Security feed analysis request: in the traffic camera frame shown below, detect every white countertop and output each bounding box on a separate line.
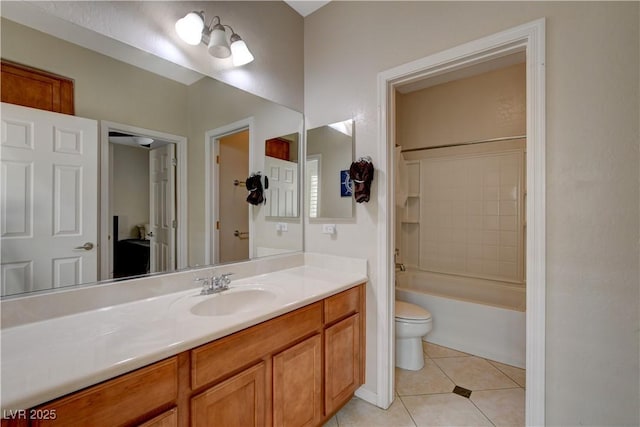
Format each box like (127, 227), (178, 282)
(1, 263), (367, 410)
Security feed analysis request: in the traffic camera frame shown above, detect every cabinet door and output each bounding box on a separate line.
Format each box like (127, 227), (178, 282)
(273, 334), (322, 427)
(1, 60), (74, 114)
(138, 408), (177, 427)
(325, 314), (361, 414)
(191, 362), (266, 427)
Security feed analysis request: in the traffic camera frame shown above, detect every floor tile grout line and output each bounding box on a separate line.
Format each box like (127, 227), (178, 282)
(467, 396), (498, 427)
(487, 359), (526, 387)
(431, 354), (522, 391)
(396, 394), (419, 427)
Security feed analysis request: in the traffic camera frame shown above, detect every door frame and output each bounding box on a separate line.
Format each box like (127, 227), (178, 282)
(99, 121), (188, 280)
(376, 19), (546, 424)
(204, 117), (255, 264)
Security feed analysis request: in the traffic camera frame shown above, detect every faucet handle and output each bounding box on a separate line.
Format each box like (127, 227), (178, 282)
(194, 277), (211, 294)
(220, 272), (234, 286)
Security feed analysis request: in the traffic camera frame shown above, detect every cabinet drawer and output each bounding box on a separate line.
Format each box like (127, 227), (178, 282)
(324, 286), (361, 326)
(32, 357), (178, 427)
(191, 302), (322, 390)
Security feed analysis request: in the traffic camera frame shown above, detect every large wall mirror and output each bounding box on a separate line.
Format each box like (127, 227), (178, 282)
(0, 11), (303, 297)
(306, 119), (354, 220)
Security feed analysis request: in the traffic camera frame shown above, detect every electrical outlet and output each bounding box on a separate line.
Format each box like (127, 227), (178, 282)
(322, 224), (336, 234)
(276, 222), (288, 232)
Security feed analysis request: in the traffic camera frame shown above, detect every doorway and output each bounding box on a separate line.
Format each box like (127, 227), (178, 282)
(99, 121), (187, 280)
(377, 19), (546, 425)
(205, 118), (255, 265)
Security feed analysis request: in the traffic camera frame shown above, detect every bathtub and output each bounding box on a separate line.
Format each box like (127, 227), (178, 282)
(395, 270), (526, 368)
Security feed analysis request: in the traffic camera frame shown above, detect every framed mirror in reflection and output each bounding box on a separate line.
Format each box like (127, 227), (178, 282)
(0, 15), (303, 297)
(305, 119), (354, 220)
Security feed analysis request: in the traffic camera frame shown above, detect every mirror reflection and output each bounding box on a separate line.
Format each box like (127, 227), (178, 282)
(264, 133), (300, 218)
(0, 17), (303, 297)
(306, 119), (354, 220)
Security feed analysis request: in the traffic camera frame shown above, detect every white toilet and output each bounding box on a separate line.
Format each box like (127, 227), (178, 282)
(395, 300), (433, 370)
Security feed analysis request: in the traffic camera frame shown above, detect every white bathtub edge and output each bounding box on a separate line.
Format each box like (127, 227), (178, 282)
(396, 288), (526, 369)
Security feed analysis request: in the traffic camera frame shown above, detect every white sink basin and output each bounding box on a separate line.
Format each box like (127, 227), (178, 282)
(190, 288), (278, 317)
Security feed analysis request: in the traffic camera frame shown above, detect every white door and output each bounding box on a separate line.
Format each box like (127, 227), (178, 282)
(265, 156), (298, 217)
(148, 144), (176, 273)
(0, 103), (98, 296)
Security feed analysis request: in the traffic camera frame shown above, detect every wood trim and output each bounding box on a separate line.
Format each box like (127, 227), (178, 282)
(1, 60), (74, 115)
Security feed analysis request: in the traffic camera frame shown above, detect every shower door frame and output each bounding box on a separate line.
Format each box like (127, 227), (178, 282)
(376, 19), (546, 425)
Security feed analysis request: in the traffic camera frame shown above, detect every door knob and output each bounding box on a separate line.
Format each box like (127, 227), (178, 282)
(74, 242), (94, 251)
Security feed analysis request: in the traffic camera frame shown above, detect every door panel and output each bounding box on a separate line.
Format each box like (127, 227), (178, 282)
(0, 103), (97, 295)
(265, 156), (298, 217)
(149, 144), (176, 273)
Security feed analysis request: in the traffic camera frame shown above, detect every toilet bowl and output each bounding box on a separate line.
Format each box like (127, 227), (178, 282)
(395, 300), (432, 371)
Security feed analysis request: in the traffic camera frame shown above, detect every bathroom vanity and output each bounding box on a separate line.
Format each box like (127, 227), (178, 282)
(0, 255), (367, 427)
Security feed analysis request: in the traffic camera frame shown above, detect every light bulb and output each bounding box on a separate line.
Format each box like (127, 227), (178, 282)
(230, 34), (254, 66)
(207, 24), (231, 58)
(175, 12), (204, 45)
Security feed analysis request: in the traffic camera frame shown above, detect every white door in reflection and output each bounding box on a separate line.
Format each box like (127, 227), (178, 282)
(0, 103), (98, 295)
(149, 143), (176, 273)
(265, 156), (298, 217)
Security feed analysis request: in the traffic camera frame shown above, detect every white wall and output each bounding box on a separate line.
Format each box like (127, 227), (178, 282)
(305, 2), (639, 425)
(1, 18), (189, 136)
(112, 144), (150, 240)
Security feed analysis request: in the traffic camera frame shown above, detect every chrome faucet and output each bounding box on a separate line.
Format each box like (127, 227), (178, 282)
(195, 273), (234, 295)
(394, 248), (406, 271)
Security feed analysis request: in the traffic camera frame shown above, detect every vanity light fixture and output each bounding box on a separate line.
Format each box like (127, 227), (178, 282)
(175, 12), (254, 66)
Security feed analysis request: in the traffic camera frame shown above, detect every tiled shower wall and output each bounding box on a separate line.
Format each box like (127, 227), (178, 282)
(399, 140), (526, 284)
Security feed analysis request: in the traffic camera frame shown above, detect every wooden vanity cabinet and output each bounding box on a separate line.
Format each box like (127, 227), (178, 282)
(4, 284), (365, 427)
(188, 284), (365, 426)
(29, 357), (178, 427)
(323, 287), (366, 416)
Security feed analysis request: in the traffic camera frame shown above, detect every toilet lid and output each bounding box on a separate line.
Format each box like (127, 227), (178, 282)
(396, 301), (431, 320)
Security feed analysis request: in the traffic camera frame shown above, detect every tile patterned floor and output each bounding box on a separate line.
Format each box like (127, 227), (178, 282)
(325, 342), (525, 427)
